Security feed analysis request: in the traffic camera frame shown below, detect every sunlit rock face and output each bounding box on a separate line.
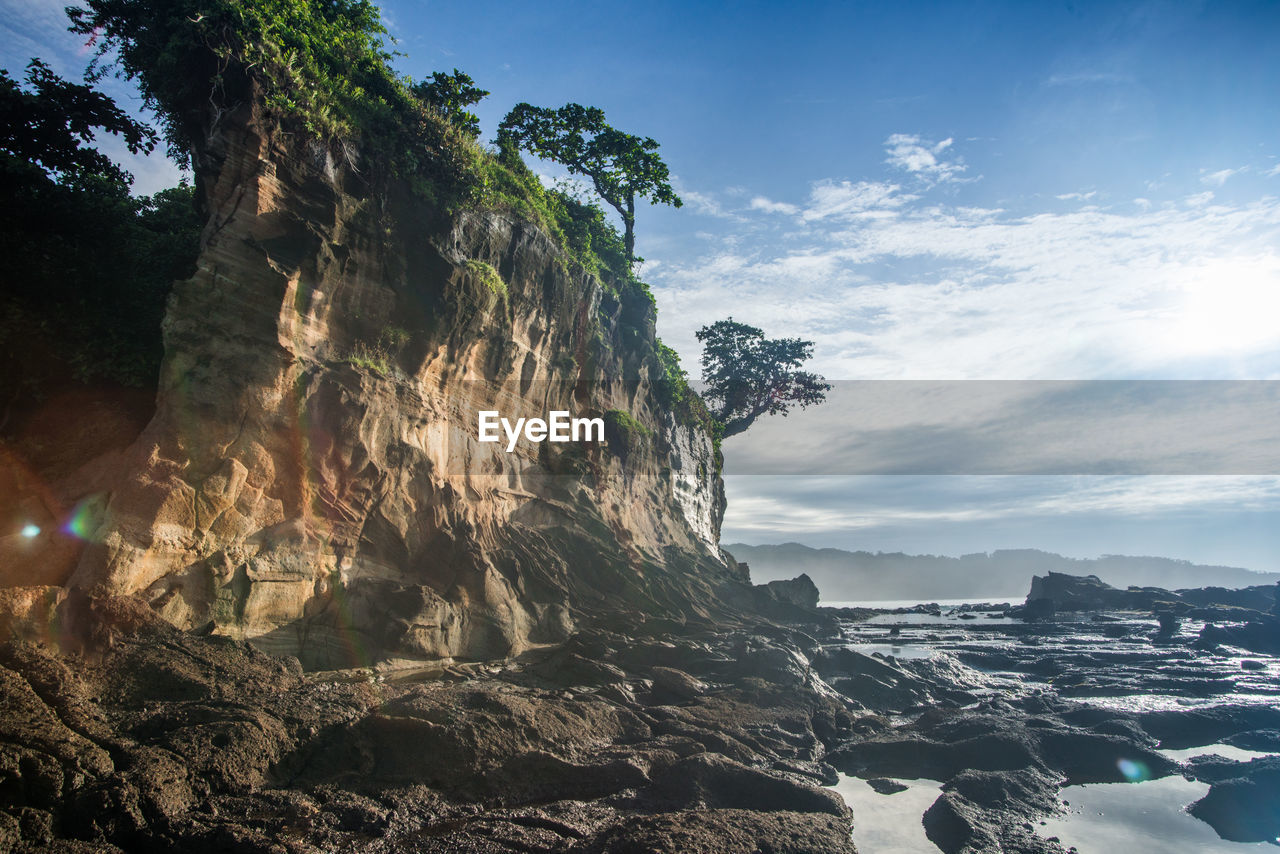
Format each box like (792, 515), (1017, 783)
(59, 98), (733, 668)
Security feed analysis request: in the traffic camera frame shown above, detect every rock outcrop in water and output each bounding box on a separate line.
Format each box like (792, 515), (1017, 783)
(1, 92), (743, 668)
(1019, 571), (1276, 620)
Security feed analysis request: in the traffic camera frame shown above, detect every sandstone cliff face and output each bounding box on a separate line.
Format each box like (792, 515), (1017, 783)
(40, 101), (738, 667)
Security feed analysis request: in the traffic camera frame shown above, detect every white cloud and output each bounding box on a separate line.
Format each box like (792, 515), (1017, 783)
(1201, 167), (1247, 187)
(884, 133), (968, 184)
(749, 196), (799, 216)
(680, 187), (739, 219)
(802, 180), (911, 221)
(1265, 164), (1280, 178)
(1056, 191), (1097, 201)
(652, 187), (1280, 382)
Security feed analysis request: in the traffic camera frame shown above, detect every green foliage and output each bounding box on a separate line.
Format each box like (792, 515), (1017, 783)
(0, 173), (201, 393)
(0, 61), (200, 405)
(62, 1), (655, 287)
(52, 2), (722, 454)
(603, 408), (651, 437)
(0, 60), (156, 185)
(545, 180), (628, 281)
(497, 102), (681, 265)
(377, 325), (410, 353)
(695, 318), (830, 439)
(653, 340), (694, 411)
(68, 0), (485, 205)
(344, 326), (409, 376)
(602, 408), (651, 459)
(465, 259), (507, 298)
(69, 0), (388, 157)
(411, 69), (488, 138)
(472, 149), (635, 286)
(475, 147), (563, 236)
(652, 340), (722, 470)
(344, 340), (390, 376)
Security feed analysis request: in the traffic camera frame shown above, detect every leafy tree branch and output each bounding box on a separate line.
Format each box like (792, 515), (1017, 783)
(696, 318), (830, 438)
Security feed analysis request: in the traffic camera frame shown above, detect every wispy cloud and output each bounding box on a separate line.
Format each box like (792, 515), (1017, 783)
(1056, 191), (1097, 201)
(803, 180), (912, 221)
(884, 133), (968, 184)
(1044, 71), (1133, 87)
(749, 196), (799, 216)
(652, 179), (1280, 382)
(679, 186), (743, 220)
(1201, 166), (1247, 187)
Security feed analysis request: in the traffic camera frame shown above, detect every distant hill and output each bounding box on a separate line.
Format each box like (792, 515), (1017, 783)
(722, 543), (1280, 603)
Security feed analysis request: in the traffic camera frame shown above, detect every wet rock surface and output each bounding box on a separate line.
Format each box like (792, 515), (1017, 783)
(0, 597), (862, 853)
(6, 575), (1280, 852)
(830, 581), (1280, 852)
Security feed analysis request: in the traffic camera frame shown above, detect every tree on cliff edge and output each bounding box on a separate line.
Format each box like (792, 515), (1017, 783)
(696, 319), (830, 439)
(496, 102), (681, 269)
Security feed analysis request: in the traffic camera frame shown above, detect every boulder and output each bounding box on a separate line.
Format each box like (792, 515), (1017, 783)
(763, 575), (821, 610)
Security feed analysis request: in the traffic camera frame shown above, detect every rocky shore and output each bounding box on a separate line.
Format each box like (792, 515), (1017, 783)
(4, 571), (1279, 852)
(834, 575), (1280, 851)
(2, 594), (863, 853)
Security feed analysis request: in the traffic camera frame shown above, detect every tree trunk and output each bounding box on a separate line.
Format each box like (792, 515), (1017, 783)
(719, 415), (755, 439)
(623, 194), (636, 269)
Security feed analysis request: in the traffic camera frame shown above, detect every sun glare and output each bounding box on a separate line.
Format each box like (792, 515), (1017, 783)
(1169, 255), (1280, 357)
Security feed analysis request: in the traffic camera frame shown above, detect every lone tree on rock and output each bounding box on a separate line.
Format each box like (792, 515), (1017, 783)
(496, 102), (680, 269)
(696, 318), (830, 439)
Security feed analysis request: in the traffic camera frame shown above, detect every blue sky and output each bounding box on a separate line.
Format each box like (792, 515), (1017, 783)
(5, 0), (1279, 571)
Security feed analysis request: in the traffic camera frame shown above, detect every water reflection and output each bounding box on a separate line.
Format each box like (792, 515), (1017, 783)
(1040, 776), (1276, 852)
(831, 774), (943, 853)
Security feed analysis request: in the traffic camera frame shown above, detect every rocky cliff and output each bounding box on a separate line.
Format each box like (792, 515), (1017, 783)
(4, 95), (742, 668)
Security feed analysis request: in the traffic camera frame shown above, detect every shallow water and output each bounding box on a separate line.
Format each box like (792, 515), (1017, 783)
(830, 774), (943, 853)
(833, 762), (1279, 853)
(1159, 743), (1275, 763)
(1040, 775), (1277, 852)
(830, 605), (1280, 849)
(824, 597), (1022, 610)
(845, 643), (939, 660)
(836, 607), (1280, 712)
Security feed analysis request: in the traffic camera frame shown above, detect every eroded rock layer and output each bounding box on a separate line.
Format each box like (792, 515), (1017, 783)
(7, 97), (738, 667)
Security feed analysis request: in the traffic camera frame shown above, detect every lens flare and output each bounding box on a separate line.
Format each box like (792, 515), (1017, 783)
(62, 498), (99, 540)
(1116, 758), (1150, 782)
(20, 523), (41, 538)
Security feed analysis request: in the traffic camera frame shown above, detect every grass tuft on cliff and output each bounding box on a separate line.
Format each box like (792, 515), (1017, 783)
(465, 260), (507, 299)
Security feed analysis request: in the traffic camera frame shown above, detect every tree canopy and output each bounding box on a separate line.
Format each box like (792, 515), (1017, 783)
(411, 69), (488, 138)
(0, 59), (156, 186)
(0, 59), (200, 410)
(66, 0), (488, 208)
(695, 319), (830, 439)
(496, 102), (680, 268)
